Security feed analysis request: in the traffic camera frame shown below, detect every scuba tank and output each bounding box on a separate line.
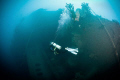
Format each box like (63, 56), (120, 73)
(50, 42), (61, 50)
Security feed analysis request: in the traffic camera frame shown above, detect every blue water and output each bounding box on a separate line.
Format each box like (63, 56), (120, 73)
(0, 0), (120, 80)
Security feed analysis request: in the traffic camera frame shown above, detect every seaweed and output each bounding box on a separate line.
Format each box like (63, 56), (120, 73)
(65, 3), (76, 20)
(80, 3), (92, 18)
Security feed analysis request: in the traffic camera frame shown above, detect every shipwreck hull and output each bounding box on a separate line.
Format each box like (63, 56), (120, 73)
(11, 8), (120, 80)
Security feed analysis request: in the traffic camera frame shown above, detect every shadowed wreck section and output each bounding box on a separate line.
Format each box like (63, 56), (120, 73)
(10, 3), (120, 80)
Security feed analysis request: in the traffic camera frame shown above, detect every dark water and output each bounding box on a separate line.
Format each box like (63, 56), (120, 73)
(0, 1), (120, 80)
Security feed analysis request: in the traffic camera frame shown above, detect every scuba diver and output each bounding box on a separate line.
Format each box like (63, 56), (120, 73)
(50, 42), (78, 55)
(49, 4), (79, 55)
